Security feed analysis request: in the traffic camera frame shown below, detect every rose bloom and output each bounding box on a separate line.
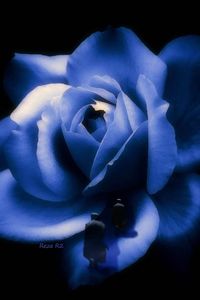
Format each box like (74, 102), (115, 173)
(0, 28), (200, 287)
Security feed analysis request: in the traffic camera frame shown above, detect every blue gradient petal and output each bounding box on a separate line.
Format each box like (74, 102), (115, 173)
(60, 86), (116, 132)
(63, 131), (99, 178)
(90, 92), (139, 179)
(159, 35), (200, 123)
(37, 102), (85, 199)
(5, 127), (61, 201)
(65, 191), (159, 288)
(4, 53), (68, 104)
(5, 84), (68, 201)
(61, 87), (118, 177)
(69, 104), (107, 140)
(84, 121), (148, 195)
(89, 75), (121, 97)
(92, 126), (107, 142)
(154, 173), (200, 240)
(0, 117), (16, 143)
(67, 27), (167, 102)
(70, 105), (92, 133)
(137, 75), (177, 194)
(0, 117), (17, 170)
(60, 87), (98, 130)
(81, 86), (116, 104)
(87, 117), (106, 136)
(160, 36), (200, 171)
(0, 170), (104, 242)
(175, 105), (200, 172)
(10, 83), (68, 127)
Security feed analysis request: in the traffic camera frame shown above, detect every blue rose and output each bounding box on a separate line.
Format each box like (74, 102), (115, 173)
(1, 28), (200, 287)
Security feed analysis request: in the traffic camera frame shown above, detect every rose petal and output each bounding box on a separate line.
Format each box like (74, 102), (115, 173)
(89, 75), (121, 97)
(159, 35), (200, 123)
(154, 173), (200, 240)
(5, 84), (69, 201)
(67, 27), (166, 103)
(5, 127), (60, 201)
(90, 92), (145, 179)
(37, 102), (86, 199)
(160, 36), (200, 172)
(60, 87), (98, 130)
(81, 86), (116, 104)
(0, 117), (17, 170)
(11, 83), (68, 127)
(4, 53), (68, 104)
(61, 88), (116, 177)
(70, 104), (108, 142)
(0, 170), (105, 242)
(84, 121), (148, 195)
(175, 103), (200, 171)
(65, 191), (159, 288)
(70, 104), (104, 138)
(63, 131), (99, 178)
(91, 125), (107, 142)
(136, 75), (177, 194)
(60, 86), (116, 131)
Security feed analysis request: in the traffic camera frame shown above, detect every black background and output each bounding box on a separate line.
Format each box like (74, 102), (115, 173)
(0, 4), (200, 298)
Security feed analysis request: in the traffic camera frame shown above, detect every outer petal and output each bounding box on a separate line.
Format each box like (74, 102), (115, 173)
(5, 84), (69, 201)
(65, 191), (159, 288)
(5, 127), (60, 201)
(159, 36), (200, 171)
(67, 27), (167, 102)
(4, 53), (68, 104)
(175, 105), (200, 172)
(159, 35), (200, 123)
(37, 102), (86, 198)
(0, 170), (104, 242)
(11, 83), (69, 127)
(136, 75), (177, 194)
(154, 173), (200, 240)
(0, 117), (17, 170)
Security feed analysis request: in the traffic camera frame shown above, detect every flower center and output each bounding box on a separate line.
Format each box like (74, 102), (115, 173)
(82, 106), (106, 141)
(91, 100), (111, 113)
(82, 100), (114, 142)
